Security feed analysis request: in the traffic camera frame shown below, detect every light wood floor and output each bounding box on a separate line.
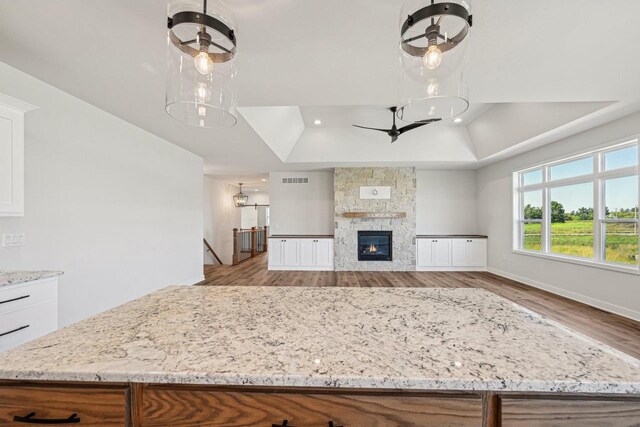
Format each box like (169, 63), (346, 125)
(200, 253), (640, 359)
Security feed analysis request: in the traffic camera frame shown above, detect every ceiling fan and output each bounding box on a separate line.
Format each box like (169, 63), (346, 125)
(353, 107), (441, 143)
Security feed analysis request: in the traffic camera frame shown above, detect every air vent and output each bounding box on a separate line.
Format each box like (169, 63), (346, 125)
(281, 177), (309, 184)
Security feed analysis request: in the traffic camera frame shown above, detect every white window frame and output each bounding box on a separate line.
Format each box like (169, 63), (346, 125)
(512, 137), (640, 274)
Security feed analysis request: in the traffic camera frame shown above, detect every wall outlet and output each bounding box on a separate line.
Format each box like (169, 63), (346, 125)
(2, 233), (25, 247)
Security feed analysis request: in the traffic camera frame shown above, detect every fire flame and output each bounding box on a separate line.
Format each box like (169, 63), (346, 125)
(368, 244), (377, 253)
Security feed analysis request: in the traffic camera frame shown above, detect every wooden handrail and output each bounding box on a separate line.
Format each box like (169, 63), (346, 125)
(203, 238), (223, 265)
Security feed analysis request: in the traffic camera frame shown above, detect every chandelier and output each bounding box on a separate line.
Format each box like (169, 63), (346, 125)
(165, 0), (238, 128)
(233, 183), (248, 207)
(397, 0), (472, 123)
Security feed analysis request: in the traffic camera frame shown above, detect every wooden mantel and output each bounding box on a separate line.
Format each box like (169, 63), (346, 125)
(342, 212), (407, 218)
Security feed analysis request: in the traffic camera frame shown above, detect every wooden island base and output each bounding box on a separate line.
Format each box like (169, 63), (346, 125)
(1, 382), (639, 426)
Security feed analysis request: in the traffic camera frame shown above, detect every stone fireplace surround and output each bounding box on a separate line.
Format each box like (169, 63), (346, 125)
(334, 167), (416, 271)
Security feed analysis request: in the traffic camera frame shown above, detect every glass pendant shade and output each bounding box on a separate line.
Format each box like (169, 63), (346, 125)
(166, 0), (238, 128)
(233, 184), (248, 207)
(398, 0), (472, 123)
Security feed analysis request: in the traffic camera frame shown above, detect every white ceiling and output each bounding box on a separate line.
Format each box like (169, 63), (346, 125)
(1, 0), (639, 181)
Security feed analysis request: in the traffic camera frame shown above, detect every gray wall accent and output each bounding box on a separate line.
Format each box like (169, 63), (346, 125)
(334, 167), (416, 271)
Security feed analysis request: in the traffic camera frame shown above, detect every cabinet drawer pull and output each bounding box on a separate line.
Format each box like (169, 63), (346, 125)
(0, 294), (30, 305)
(13, 412), (80, 424)
(0, 324), (29, 337)
(272, 420), (294, 427)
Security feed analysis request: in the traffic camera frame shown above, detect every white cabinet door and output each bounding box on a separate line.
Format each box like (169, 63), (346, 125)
(0, 104), (25, 216)
(282, 240), (300, 266)
(299, 239), (315, 267)
(416, 239), (433, 267)
(468, 239), (487, 267)
(268, 239), (284, 266)
(314, 239), (334, 267)
(432, 239), (452, 267)
(451, 239), (469, 267)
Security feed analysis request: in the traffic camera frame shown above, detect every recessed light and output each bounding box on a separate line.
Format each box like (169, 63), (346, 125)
(261, 178), (266, 182)
(313, 119), (322, 125)
(254, 189), (259, 191)
(453, 117), (462, 123)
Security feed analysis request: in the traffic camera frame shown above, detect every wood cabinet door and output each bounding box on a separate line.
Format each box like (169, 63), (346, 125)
(467, 239), (487, 267)
(282, 240), (300, 266)
(432, 239), (452, 267)
(314, 239), (333, 267)
(299, 239), (315, 267)
(0, 385), (127, 426)
(268, 239), (284, 266)
(451, 239), (469, 267)
(143, 388), (483, 427)
(416, 239), (433, 267)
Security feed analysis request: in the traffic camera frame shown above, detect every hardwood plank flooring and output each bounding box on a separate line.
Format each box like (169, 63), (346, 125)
(200, 254), (640, 359)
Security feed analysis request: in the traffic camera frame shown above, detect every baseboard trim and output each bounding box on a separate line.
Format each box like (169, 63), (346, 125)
(268, 266), (334, 271)
(176, 275), (206, 286)
(488, 267), (640, 322)
(416, 266), (487, 272)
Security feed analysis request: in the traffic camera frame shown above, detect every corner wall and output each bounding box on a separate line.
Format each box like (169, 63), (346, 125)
(0, 62), (204, 327)
(203, 178), (241, 265)
(476, 111), (640, 320)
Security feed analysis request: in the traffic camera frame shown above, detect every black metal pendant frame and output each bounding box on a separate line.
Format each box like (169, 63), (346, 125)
(400, 2), (472, 58)
(168, 11), (237, 64)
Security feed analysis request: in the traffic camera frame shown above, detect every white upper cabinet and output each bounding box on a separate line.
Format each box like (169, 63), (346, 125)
(0, 96), (36, 217)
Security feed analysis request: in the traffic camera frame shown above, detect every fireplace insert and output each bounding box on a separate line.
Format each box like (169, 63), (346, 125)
(358, 230), (392, 261)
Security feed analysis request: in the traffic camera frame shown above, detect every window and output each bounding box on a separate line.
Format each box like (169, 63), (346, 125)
(514, 139), (639, 271)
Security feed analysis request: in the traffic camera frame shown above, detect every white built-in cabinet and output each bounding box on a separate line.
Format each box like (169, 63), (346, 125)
(0, 277), (59, 352)
(269, 237), (334, 271)
(0, 103), (27, 216)
(417, 237), (487, 271)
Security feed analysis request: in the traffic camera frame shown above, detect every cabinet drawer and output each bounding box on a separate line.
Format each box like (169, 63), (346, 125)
(0, 279), (57, 315)
(502, 397), (640, 426)
(143, 388), (482, 426)
(0, 301), (57, 352)
(0, 386), (127, 426)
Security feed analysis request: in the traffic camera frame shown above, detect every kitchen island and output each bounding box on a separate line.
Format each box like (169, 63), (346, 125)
(0, 286), (639, 426)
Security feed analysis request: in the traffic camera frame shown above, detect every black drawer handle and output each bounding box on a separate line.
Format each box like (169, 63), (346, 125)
(0, 295), (30, 305)
(272, 421), (342, 427)
(13, 412), (80, 424)
(0, 324), (29, 337)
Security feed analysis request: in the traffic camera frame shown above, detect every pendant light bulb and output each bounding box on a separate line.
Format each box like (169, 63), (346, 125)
(194, 51), (214, 75)
(423, 45), (443, 70)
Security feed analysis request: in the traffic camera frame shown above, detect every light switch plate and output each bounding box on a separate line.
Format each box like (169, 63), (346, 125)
(2, 233), (25, 247)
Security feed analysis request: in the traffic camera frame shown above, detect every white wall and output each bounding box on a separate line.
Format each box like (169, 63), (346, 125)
(476, 111), (640, 320)
(0, 62), (204, 327)
(203, 178), (241, 265)
(416, 170), (478, 235)
(269, 171), (334, 235)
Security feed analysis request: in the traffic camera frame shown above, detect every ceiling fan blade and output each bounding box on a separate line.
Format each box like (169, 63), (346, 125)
(397, 122), (428, 135)
(353, 125), (391, 133)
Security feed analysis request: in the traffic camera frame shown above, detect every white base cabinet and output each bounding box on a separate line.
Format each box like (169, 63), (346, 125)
(269, 238), (334, 271)
(0, 278), (58, 352)
(417, 237), (487, 271)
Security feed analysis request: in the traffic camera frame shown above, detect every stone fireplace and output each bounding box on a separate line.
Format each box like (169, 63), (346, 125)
(334, 167), (416, 271)
(358, 230), (392, 261)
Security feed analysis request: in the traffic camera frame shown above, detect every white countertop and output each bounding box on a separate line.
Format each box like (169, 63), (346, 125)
(0, 270), (63, 288)
(0, 286), (638, 394)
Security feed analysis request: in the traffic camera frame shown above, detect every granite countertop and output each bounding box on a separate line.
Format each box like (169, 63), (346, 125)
(0, 286), (639, 394)
(270, 235), (334, 239)
(0, 270), (64, 288)
(416, 234), (488, 239)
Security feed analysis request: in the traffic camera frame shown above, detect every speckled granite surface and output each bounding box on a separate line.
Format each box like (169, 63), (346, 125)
(0, 286), (638, 393)
(0, 271), (63, 288)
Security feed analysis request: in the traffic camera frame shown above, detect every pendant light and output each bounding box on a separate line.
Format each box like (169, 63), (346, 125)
(233, 183), (248, 207)
(397, 0), (472, 123)
(166, 0), (238, 128)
